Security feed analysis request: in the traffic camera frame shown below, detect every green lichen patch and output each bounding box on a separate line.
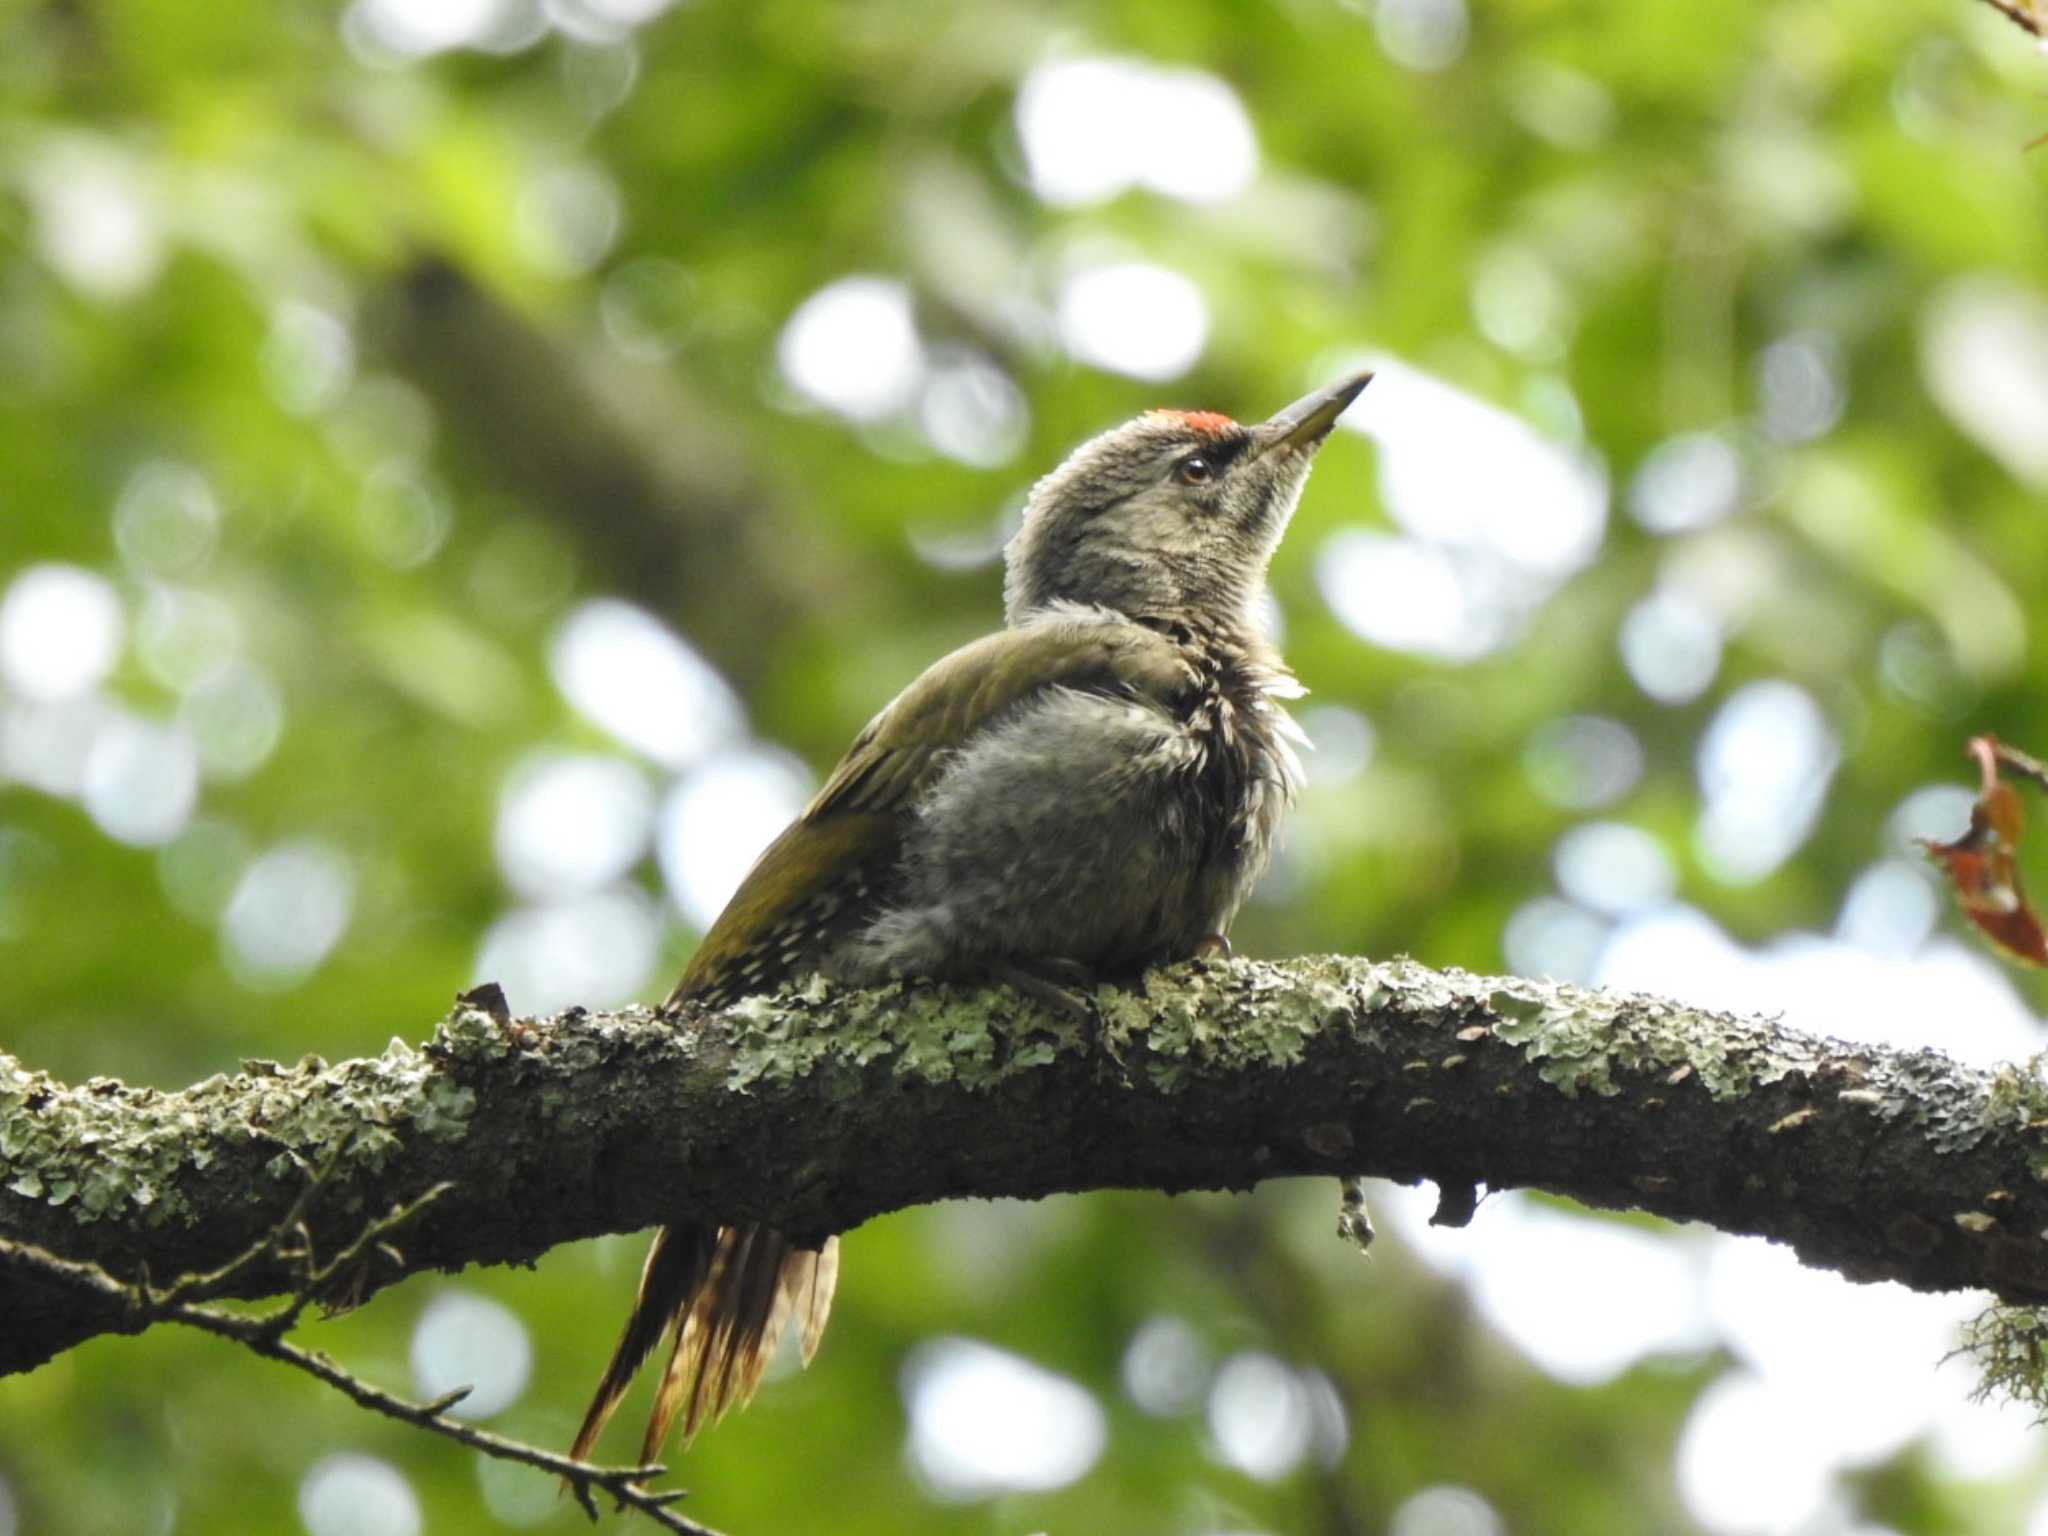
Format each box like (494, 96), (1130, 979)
(724, 984), (894, 1093)
(1125, 959), (1366, 1091)
(713, 955), (1388, 1100)
(433, 1004), (517, 1060)
(722, 979), (1057, 1095)
(1962, 1054), (2048, 1156)
(0, 1021), (494, 1231)
(1486, 988), (1635, 1099)
(1473, 974), (1829, 1102)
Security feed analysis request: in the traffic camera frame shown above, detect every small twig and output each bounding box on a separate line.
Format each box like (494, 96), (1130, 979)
(1971, 0), (2046, 35)
(171, 1303), (718, 1534)
(1991, 738), (2048, 794)
(261, 1178), (456, 1337)
(151, 1139), (349, 1309)
(1972, 0), (2046, 37)
(0, 1189), (727, 1536)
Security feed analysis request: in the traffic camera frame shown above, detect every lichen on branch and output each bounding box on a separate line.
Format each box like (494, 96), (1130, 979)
(5, 955), (2048, 1379)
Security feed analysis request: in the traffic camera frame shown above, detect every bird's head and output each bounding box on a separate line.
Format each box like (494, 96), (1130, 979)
(1003, 371), (1371, 627)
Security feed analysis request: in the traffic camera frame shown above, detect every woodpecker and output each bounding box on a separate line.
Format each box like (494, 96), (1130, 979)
(571, 371), (1372, 1467)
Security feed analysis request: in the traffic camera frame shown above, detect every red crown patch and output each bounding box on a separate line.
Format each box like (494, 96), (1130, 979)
(1148, 409), (1236, 437)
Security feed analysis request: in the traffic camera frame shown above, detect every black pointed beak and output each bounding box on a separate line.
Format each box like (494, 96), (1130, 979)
(1255, 371), (1373, 458)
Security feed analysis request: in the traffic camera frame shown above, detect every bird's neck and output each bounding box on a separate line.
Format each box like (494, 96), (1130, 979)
(1128, 609), (1299, 705)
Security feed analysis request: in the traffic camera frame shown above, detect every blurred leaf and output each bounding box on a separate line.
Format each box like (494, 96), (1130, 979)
(1921, 734), (2048, 968)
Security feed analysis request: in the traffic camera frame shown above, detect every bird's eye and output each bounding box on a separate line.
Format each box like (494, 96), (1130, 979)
(1176, 455), (1214, 485)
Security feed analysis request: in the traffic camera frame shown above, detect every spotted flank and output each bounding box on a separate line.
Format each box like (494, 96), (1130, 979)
(685, 869), (873, 1008)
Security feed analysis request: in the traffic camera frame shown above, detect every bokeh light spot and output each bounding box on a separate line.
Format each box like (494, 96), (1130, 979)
(1, 697), (111, 796)
(495, 752), (653, 899)
(1553, 821), (1675, 917)
(181, 660), (285, 781)
(359, 465), (453, 569)
(474, 1453), (557, 1526)
(222, 841), (355, 988)
(114, 462), (220, 577)
(1330, 357), (1606, 659)
(658, 748), (812, 929)
(346, 0), (505, 57)
(264, 303), (357, 417)
(137, 587), (240, 693)
(1471, 245), (1570, 362)
(1523, 715), (1642, 811)
(1628, 431), (1745, 534)
(1317, 532), (1496, 661)
(1206, 1352), (1313, 1480)
(902, 1337), (1107, 1498)
(550, 599), (743, 770)
(26, 137), (163, 299)
(1374, 0), (1469, 70)
(1121, 1315), (1209, 1417)
(473, 885), (660, 1014)
(1694, 680), (1837, 883)
(82, 713), (199, 847)
(1619, 587), (1722, 704)
(1390, 1486), (1505, 1536)
(1377, 1187), (1711, 1385)
(1676, 1371), (1834, 1535)
(515, 163), (621, 276)
(1299, 704), (1376, 786)
(409, 1289), (532, 1419)
(0, 564), (124, 702)
(919, 352), (1028, 467)
(1015, 57), (1256, 207)
(1921, 276), (2048, 488)
(158, 817), (253, 923)
(1502, 895), (1610, 983)
(297, 1453), (420, 1536)
(778, 276), (926, 421)
(1755, 331), (1844, 444)
(601, 257), (696, 361)
(1056, 263), (1209, 381)
(1835, 859), (1937, 956)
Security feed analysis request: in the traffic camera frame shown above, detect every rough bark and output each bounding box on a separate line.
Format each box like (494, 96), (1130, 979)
(5, 954), (2046, 1377)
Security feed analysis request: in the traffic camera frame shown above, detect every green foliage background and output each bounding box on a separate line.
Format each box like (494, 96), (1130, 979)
(2, 0), (2047, 1531)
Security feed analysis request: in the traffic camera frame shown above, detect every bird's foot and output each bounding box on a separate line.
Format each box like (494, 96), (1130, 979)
(1192, 932), (1233, 962)
(991, 958), (1140, 1070)
(992, 959), (1096, 1027)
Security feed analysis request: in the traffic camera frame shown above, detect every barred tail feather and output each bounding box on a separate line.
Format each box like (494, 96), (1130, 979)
(639, 1226), (842, 1460)
(571, 1224), (842, 1471)
(794, 1238), (839, 1365)
(568, 1221), (717, 1466)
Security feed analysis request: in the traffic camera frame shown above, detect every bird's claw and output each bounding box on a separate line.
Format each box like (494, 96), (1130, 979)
(993, 961), (1095, 1027)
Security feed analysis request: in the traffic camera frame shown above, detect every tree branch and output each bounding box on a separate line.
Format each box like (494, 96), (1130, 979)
(5, 954), (2048, 1376)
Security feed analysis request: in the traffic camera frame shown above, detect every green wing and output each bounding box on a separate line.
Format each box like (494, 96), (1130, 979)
(666, 614), (1195, 1006)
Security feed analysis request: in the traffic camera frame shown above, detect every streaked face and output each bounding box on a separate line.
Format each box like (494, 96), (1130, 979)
(1004, 375), (1369, 625)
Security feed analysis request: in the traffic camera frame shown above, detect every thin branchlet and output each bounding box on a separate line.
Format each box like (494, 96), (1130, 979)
(0, 1179), (725, 1536)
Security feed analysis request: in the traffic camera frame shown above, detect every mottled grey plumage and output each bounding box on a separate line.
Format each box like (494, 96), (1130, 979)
(572, 372), (1371, 1470)
(843, 603), (1304, 981)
